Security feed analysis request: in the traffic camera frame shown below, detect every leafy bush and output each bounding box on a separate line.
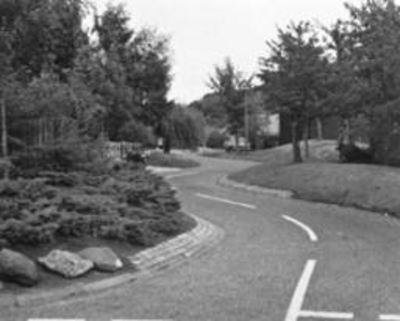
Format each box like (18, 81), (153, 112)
(12, 140), (105, 176)
(337, 143), (373, 163)
(0, 198), (30, 221)
(21, 179), (57, 201)
(117, 120), (156, 148)
(143, 190), (181, 215)
(206, 131), (225, 149)
(125, 184), (154, 207)
(0, 219), (57, 245)
(59, 194), (118, 215)
(0, 179), (56, 201)
(0, 158), (193, 246)
(13, 145), (78, 174)
(38, 171), (80, 187)
(0, 159), (15, 179)
(117, 205), (157, 220)
(56, 213), (116, 238)
(98, 224), (125, 240)
(148, 213), (192, 236)
(81, 172), (111, 187)
(123, 221), (161, 247)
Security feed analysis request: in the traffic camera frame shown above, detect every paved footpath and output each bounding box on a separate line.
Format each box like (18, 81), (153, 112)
(4, 155), (400, 321)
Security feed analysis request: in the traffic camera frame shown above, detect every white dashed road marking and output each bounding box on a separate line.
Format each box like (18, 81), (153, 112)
(298, 310), (354, 319)
(196, 193), (257, 209)
(285, 260), (354, 321)
(380, 315), (400, 320)
(28, 319), (85, 321)
(282, 215), (319, 242)
(29, 319), (173, 321)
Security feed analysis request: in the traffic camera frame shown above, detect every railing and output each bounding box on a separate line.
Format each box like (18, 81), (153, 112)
(103, 141), (139, 160)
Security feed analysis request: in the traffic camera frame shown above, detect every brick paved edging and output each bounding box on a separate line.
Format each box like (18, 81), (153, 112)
(218, 175), (294, 199)
(129, 214), (224, 271)
(0, 214), (224, 309)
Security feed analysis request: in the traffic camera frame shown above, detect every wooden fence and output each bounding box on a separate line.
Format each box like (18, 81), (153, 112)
(103, 141), (142, 160)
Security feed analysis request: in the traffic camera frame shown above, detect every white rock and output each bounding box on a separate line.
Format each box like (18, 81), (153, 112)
(39, 249), (93, 278)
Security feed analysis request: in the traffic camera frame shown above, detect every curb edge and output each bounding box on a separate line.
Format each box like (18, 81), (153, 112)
(2, 213), (224, 309)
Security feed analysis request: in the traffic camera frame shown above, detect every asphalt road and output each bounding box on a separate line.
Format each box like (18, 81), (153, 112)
(5, 155), (400, 321)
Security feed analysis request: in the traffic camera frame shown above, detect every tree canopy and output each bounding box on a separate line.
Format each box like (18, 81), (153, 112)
(208, 58), (252, 142)
(0, 0), (175, 154)
(254, 0), (400, 164)
(259, 22), (327, 162)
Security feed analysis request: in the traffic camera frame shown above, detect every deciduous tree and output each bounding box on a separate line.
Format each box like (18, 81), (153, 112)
(259, 22), (327, 162)
(208, 58), (250, 146)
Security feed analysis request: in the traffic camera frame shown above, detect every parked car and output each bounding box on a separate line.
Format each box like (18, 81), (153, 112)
(224, 136), (251, 152)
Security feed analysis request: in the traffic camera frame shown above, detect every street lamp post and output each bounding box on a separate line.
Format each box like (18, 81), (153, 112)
(244, 91), (250, 149)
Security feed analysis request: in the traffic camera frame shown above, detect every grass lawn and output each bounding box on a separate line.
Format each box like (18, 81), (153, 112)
(229, 140), (400, 217)
(207, 140), (339, 164)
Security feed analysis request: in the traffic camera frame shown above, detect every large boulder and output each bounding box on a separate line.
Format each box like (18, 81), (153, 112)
(78, 247), (123, 272)
(38, 249), (93, 278)
(0, 249), (40, 286)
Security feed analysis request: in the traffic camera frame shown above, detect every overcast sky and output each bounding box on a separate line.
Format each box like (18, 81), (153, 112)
(91, 0), (370, 104)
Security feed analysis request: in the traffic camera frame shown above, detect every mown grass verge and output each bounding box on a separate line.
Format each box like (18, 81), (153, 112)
(229, 140), (400, 217)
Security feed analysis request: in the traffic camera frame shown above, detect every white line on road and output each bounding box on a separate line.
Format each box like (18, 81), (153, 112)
(380, 315), (400, 321)
(285, 260), (317, 321)
(282, 215), (319, 242)
(196, 193), (257, 209)
(285, 260), (354, 321)
(29, 319), (173, 321)
(299, 310), (354, 319)
(28, 319), (85, 321)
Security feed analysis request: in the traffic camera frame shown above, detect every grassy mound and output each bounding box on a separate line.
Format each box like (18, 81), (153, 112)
(231, 162), (400, 216)
(207, 140), (339, 164)
(229, 140), (400, 217)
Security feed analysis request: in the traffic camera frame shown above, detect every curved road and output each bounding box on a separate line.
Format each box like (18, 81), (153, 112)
(5, 155), (400, 321)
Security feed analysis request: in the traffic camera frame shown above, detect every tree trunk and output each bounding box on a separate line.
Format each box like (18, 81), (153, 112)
(316, 118), (323, 140)
(303, 124), (310, 159)
(163, 135), (171, 154)
(1, 96), (9, 180)
(39, 118), (44, 146)
(343, 118), (351, 144)
(291, 121), (303, 163)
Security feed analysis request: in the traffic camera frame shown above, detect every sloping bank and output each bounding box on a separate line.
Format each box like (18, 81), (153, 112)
(230, 161), (400, 217)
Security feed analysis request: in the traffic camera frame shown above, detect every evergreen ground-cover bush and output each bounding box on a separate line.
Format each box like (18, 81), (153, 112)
(0, 162), (195, 248)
